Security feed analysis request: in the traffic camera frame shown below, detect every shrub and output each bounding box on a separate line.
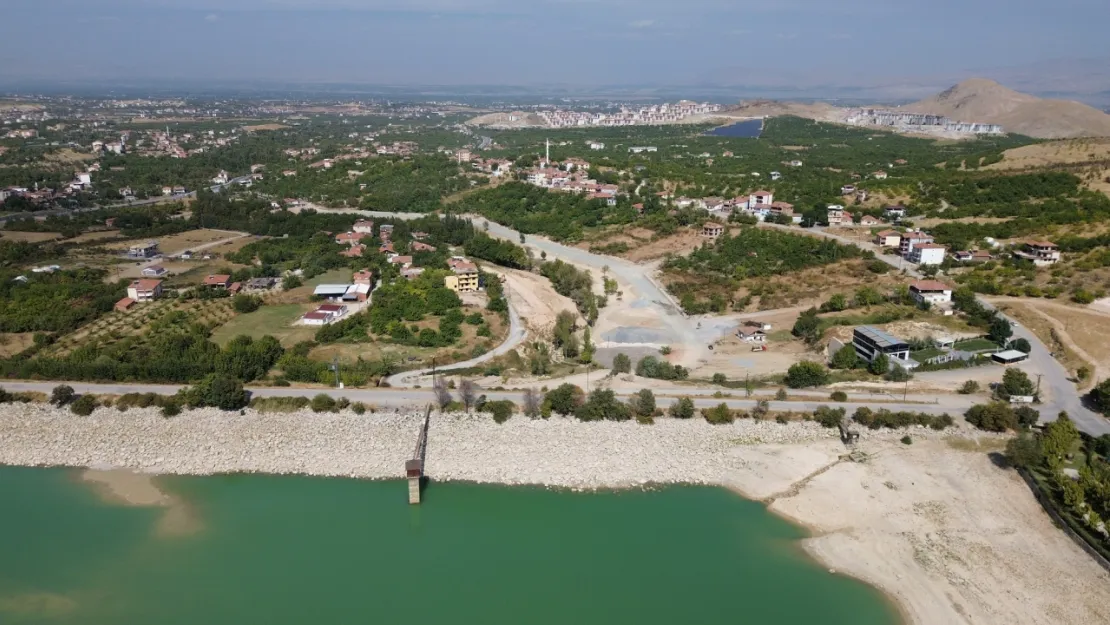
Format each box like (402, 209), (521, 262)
(351, 402), (368, 415)
(250, 396), (311, 413)
(659, 345), (672, 355)
(310, 394), (338, 413)
(829, 345), (860, 370)
(813, 405), (846, 428)
(630, 389), (656, 418)
(702, 403), (734, 424)
(485, 400), (515, 424)
(712, 373), (727, 384)
(1004, 433), (1042, 468)
(183, 374), (248, 410)
(50, 385), (76, 406)
(885, 365), (912, 382)
(784, 361), (828, 388)
(900, 435), (913, 445)
(867, 353), (889, 375)
(1007, 338), (1032, 354)
(161, 402), (182, 417)
(336, 397), (351, 410)
(830, 391), (848, 402)
(775, 388), (788, 401)
(69, 394), (97, 416)
(965, 402), (1018, 432)
(958, 380), (980, 394)
(668, 397), (696, 419)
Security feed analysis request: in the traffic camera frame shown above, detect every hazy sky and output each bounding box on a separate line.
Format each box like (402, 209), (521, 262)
(3, 0), (1109, 87)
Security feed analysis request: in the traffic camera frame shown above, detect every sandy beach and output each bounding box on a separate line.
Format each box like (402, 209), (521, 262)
(2, 403), (1109, 624)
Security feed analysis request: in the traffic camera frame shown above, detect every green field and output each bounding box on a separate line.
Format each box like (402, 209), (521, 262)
(308, 268), (353, 286)
(954, 338), (998, 352)
(210, 303), (317, 347)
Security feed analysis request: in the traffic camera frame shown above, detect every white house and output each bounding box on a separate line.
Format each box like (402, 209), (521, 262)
(737, 327), (767, 343)
(1013, 241), (1061, 267)
(908, 243), (946, 265)
(749, 190), (773, 208)
(909, 280), (953, 305)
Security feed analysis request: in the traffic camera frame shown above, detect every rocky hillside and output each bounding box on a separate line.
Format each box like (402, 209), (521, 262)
(903, 78), (1110, 139)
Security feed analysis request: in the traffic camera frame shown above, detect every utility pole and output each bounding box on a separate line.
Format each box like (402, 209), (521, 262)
(586, 363), (590, 394)
(903, 377), (909, 402)
(1036, 373), (1042, 399)
(431, 357), (437, 389)
(331, 355), (341, 388)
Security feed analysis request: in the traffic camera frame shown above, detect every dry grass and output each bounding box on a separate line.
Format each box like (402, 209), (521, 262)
(0, 231), (61, 243)
(990, 299), (1095, 387)
(986, 138), (1110, 171)
(42, 148), (96, 165)
(103, 229), (246, 256)
(0, 333), (36, 357)
(241, 123), (289, 132)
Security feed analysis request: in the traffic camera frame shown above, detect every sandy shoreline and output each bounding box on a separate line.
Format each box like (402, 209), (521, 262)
(3, 404), (1109, 624)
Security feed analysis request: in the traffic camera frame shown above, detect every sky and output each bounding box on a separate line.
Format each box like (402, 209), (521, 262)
(2, 0), (1109, 90)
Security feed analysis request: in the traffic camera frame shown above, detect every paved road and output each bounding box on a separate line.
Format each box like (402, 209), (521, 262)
(0, 381), (966, 416)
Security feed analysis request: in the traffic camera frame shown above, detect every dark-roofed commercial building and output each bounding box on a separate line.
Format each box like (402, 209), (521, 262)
(852, 326), (910, 363)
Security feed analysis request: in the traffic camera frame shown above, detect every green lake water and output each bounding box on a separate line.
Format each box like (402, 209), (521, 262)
(0, 467), (899, 625)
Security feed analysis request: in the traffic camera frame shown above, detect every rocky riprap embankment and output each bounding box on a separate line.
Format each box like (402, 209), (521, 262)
(0, 404), (962, 488)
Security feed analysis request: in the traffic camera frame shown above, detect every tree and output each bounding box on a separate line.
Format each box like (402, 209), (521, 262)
(885, 365), (912, 382)
(1013, 405), (1040, 429)
(1005, 433), (1042, 468)
(630, 389), (656, 418)
(752, 399), (770, 419)
(997, 368), (1035, 400)
(712, 372), (727, 384)
(791, 308), (821, 345)
(232, 294), (261, 314)
(50, 384), (76, 406)
(784, 361), (829, 388)
(1091, 378), (1110, 415)
(459, 379), (478, 413)
(668, 397), (695, 419)
(184, 374), (248, 410)
(522, 387), (542, 418)
(829, 345), (860, 369)
(964, 402), (1017, 432)
(282, 275), (303, 290)
(69, 394), (97, 416)
(545, 383), (583, 416)
(820, 293), (848, 312)
(868, 353), (889, 375)
(988, 317), (1013, 345)
(611, 352), (632, 374)
(1007, 338), (1032, 354)
(575, 389), (630, 422)
(854, 286), (884, 307)
(1041, 413), (1079, 469)
(580, 327), (595, 364)
(433, 377), (453, 410)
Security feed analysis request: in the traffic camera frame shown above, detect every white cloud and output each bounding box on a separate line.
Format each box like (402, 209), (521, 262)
(205, 13), (220, 21)
(629, 19), (654, 28)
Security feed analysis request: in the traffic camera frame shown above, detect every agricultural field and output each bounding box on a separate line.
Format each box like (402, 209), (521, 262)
(210, 304), (318, 347)
(989, 297), (1110, 388)
(102, 229), (248, 256)
(0, 231), (62, 243)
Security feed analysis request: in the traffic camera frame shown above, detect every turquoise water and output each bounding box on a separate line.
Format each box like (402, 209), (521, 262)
(0, 467), (899, 624)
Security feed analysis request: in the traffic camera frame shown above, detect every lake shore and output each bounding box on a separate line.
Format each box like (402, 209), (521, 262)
(2, 403), (1109, 624)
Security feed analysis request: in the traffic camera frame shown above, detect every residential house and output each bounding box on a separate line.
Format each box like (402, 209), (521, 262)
(909, 280), (953, 306)
(411, 231), (429, 240)
(352, 220), (375, 234)
(899, 230), (933, 256)
(378, 242), (395, 254)
(126, 279), (163, 302)
(859, 215), (882, 227)
(768, 201), (800, 223)
(445, 260), (479, 293)
(883, 205), (906, 220)
(228, 282), (242, 295)
(127, 241), (159, 259)
(827, 207), (853, 226)
(770, 171), (782, 181)
(874, 230), (902, 248)
(141, 265), (167, 278)
(401, 267), (425, 280)
(114, 298), (135, 312)
(788, 160), (803, 167)
(353, 269), (374, 285)
(411, 241), (437, 252)
(908, 243), (946, 265)
(379, 224), (394, 238)
(389, 255), (413, 268)
(1013, 241), (1061, 267)
(246, 277), (277, 290)
(202, 274), (232, 289)
(872, 170), (888, 180)
(341, 244), (365, 258)
(841, 184), (856, 195)
(737, 326), (767, 343)
(749, 190), (773, 208)
(313, 284), (352, 301)
(335, 232), (367, 246)
(212, 170), (229, 185)
(588, 142), (606, 150)
(302, 305), (347, 326)
(701, 222), (725, 238)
